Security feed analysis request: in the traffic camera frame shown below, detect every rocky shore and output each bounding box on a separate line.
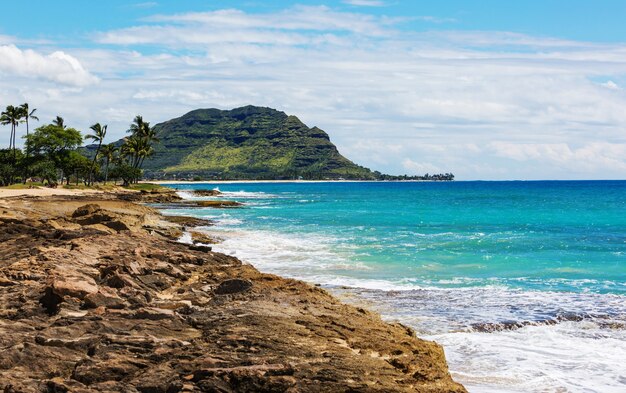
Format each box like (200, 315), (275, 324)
(0, 190), (466, 392)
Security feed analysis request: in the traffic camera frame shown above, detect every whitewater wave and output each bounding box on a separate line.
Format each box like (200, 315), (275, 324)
(331, 286), (626, 393)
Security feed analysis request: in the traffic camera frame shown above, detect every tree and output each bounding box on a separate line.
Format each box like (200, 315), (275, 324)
(109, 163), (141, 187)
(52, 116), (66, 129)
(85, 122), (107, 185)
(19, 103), (39, 137)
(0, 148), (24, 186)
(28, 158), (58, 186)
(60, 151), (91, 185)
(1, 105), (23, 154)
(129, 115), (147, 137)
(99, 143), (117, 184)
(123, 115), (159, 182)
(25, 124), (83, 184)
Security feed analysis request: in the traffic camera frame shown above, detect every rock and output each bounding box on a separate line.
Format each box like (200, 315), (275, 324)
(70, 204), (143, 232)
(0, 195), (466, 393)
(190, 231), (219, 244)
(50, 276), (98, 300)
(214, 279), (253, 295)
(72, 357), (147, 384)
(191, 200), (243, 208)
(188, 244), (211, 253)
(0, 277), (16, 287)
(132, 307), (177, 320)
(119, 190), (183, 203)
(83, 289), (126, 309)
(191, 189), (221, 197)
(161, 216), (213, 228)
(71, 204), (101, 218)
(138, 274), (173, 291)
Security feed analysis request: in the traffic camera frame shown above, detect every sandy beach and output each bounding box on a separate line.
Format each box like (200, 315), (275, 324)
(0, 186), (105, 198)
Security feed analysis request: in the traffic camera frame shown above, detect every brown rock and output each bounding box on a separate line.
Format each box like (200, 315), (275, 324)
(51, 276), (98, 299)
(191, 189), (221, 197)
(83, 289), (126, 309)
(190, 231), (219, 244)
(192, 200), (243, 208)
(214, 279), (253, 295)
(161, 215), (213, 228)
(71, 204), (101, 218)
(0, 195), (466, 393)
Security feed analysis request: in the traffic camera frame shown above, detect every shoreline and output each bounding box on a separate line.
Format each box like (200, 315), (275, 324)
(146, 179), (449, 185)
(165, 182), (626, 392)
(0, 188), (466, 392)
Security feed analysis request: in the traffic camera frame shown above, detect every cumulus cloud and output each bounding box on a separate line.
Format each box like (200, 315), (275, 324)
(97, 6), (397, 46)
(4, 6), (626, 179)
(600, 80), (622, 90)
(488, 142), (626, 174)
(131, 2), (157, 8)
(402, 159), (444, 175)
(416, 16), (456, 24)
(0, 45), (98, 87)
(342, 0), (386, 6)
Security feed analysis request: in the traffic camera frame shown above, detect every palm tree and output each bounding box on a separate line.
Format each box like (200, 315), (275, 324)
(19, 103), (38, 137)
(137, 142), (155, 170)
(85, 123), (107, 186)
(123, 115), (160, 183)
(0, 105), (23, 156)
(143, 124), (159, 144)
(123, 135), (144, 169)
(128, 115), (146, 137)
(100, 143), (117, 184)
(52, 116), (66, 129)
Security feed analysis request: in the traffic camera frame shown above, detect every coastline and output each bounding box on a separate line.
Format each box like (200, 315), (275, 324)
(165, 181), (626, 392)
(0, 188), (466, 392)
(147, 179), (444, 185)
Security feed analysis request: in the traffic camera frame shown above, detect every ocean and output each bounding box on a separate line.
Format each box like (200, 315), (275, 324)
(160, 181), (626, 392)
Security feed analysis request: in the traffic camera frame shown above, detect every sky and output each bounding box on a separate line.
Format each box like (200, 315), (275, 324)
(1, 1), (626, 180)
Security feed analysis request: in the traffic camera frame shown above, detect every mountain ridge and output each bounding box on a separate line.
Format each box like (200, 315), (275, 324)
(140, 105), (376, 180)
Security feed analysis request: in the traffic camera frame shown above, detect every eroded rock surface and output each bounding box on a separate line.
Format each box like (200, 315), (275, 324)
(0, 196), (466, 392)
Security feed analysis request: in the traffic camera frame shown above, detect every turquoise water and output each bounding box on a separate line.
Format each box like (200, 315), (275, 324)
(161, 181), (626, 392)
(169, 181), (625, 293)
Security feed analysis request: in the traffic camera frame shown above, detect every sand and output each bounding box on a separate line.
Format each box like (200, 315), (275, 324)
(0, 187), (105, 199)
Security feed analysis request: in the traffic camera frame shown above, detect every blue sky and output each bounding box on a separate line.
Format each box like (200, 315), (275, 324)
(4, 0), (626, 42)
(1, 1), (626, 179)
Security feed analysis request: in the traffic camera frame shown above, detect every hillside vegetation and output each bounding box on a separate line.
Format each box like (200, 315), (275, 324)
(141, 106), (376, 180)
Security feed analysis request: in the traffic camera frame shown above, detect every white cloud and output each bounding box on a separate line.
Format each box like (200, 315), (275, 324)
(98, 6), (397, 46)
(488, 142), (626, 174)
(342, 0), (386, 6)
(402, 159), (444, 175)
(131, 2), (157, 9)
(416, 16), (456, 24)
(600, 80), (622, 90)
(0, 45), (98, 87)
(4, 6), (626, 179)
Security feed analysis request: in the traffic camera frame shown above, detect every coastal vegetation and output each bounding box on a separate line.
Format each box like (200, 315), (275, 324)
(129, 105), (454, 181)
(3, 103), (454, 184)
(0, 103), (157, 187)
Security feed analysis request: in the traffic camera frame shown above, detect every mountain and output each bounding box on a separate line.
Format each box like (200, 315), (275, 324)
(138, 106), (376, 180)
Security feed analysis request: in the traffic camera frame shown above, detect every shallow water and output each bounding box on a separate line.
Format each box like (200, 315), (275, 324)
(162, 181), (626, 392)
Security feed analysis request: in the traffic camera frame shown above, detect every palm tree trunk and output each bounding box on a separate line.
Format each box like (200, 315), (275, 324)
(104, 159), (110, 184)
(90, 143), (102, 186)
(11, 124), (16, 163)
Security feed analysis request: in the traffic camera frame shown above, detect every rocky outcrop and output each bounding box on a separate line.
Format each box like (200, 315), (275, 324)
(191, 189), (222, 197)
(118, 188), (183, 203)
(0, 195), (466, 392)
(191, 200), (243, 208)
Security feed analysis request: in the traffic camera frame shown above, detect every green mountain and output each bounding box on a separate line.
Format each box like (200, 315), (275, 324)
(139, 106), (376, 180)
